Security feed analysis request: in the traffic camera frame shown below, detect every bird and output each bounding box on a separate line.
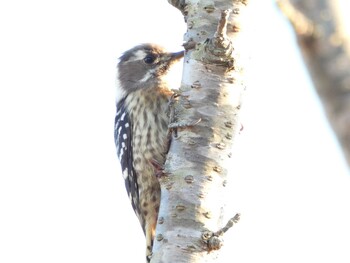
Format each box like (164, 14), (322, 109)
(114, 43), (184, 262)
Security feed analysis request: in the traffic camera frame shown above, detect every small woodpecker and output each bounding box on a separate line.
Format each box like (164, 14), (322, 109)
(114, 44), (184, 262)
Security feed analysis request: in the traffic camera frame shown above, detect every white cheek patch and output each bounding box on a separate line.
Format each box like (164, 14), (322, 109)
(140, 72), (152, 83)
(140, 68), (156, 83)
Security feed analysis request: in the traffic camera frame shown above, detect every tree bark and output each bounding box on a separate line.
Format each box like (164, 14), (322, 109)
(150, 0), (249, 262)
(277, 0), (350, 167)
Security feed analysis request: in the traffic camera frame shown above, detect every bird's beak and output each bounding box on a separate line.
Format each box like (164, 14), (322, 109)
(169, 50), (185, 61)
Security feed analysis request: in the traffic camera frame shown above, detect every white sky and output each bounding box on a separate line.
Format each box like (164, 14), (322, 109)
(0, 0), (349, 262)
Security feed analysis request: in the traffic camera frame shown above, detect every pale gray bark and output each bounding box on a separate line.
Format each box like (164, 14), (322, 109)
(278, 0), (350, 167)
(150, 0), (249, 262)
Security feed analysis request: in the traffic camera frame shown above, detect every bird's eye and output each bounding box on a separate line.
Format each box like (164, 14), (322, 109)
(143, 55), (156, 64)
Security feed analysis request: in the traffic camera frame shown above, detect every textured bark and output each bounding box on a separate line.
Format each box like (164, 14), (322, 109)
(278, 0), (350, 167)
(150, 0), (249, 262)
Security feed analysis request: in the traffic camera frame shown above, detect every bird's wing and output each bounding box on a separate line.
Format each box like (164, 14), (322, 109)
(114, 98), (144, 229)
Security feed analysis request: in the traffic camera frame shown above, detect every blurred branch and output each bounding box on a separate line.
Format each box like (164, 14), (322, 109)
(278, 0), (350, 168)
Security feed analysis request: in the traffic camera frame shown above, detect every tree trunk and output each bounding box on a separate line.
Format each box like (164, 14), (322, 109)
(277, 0), (350, 167)
(150, 0), (249, 262)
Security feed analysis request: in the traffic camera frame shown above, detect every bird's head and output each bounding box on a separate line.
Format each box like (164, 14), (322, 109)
(116, 44), (184, 101)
